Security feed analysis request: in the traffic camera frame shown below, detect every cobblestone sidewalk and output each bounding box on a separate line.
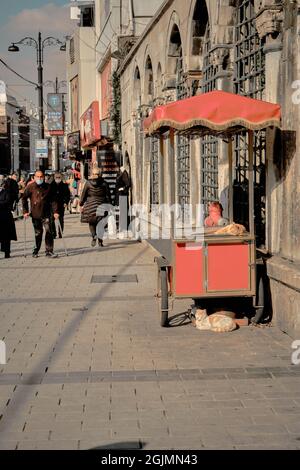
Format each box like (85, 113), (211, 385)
(0, 215), (299, 450)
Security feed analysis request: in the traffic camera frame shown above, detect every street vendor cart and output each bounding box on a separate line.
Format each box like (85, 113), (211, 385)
(144, 91), (281, 327)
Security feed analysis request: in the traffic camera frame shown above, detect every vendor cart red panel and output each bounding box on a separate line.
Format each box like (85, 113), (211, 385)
(207, 243), (250, 292)
(174, 243), (204, 296)
(173, 235), (255, 299)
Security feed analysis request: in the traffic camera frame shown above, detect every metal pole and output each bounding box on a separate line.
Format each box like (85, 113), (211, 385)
(159, 135), (164, 205)
(248, 130), (255, 236)
(228, 138), (234, 224)
(55, 136), (60, 172)
(55, 77), (60, 171)
(169, 129), (175, 239)
(37, 32), (45, 170)
(37, 33), (44, 140)
(23, 218), (27, 258)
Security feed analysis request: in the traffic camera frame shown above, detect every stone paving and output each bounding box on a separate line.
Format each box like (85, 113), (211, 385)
(0, 215), (300, 450)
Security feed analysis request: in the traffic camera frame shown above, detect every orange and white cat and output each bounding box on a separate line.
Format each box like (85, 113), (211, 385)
(194, 309), (236, 333)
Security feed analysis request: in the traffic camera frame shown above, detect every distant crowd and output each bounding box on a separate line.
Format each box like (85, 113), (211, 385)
(0, 165), (131, 259)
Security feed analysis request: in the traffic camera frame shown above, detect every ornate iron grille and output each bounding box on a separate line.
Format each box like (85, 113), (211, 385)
(234, 0), (266, 248)
(150, 136), (159, 206)
(176, 46), (190, 208)
(201, 26), (219, 214)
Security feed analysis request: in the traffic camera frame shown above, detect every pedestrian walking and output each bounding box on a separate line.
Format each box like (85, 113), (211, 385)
(22, 170), (60, 258)
(114, 165), (131, 206)
(17, 175), (26, 217)
(80, 168), (112, 247)
(0, 175), (17, 259)
(114, 165), (131, 232)
(18, 176), (26, 196)
(50, 172), (70, 238)
(6, 173), (19, 215)
(67, 176), (79, 214)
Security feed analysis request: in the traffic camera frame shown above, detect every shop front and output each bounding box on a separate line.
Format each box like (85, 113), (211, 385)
(80, 101), (101, 175)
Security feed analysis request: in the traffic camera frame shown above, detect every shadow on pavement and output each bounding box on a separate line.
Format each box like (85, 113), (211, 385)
(90, 441), (145, 450)
(0, 245), (150, 440)
(168, 312), (192, 328)
(56, 245), (129, 257)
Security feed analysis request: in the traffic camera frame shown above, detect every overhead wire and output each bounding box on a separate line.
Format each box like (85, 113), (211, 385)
(1, 5), (162, 120)
(0, 58), (38, 87)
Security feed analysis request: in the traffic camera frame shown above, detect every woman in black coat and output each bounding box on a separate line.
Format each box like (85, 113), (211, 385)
(114, 167), (131, 206)
(0, 176), (17, 259)
(80, 168), (112, 247)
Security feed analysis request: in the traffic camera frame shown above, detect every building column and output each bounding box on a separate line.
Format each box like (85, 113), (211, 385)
(255, 4), (284, 254)
(255, 2), (300, 338)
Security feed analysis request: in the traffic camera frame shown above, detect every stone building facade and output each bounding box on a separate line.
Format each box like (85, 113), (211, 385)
(66, 0), (164, 170)
(119, 0), (300, 338)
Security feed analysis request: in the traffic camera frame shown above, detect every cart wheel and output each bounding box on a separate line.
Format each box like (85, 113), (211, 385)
(160, 268), (169, 327)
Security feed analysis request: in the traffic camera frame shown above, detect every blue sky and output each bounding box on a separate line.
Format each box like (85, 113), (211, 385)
(0, 1), (67, 26)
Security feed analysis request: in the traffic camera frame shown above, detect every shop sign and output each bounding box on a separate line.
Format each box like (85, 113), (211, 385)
(80, 101), (100, 147)
(47, 93), (64, 135)
(35, 139), (48, 159)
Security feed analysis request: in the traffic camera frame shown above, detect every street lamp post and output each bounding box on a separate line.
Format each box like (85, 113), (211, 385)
(8, 32), (66, 168)
(37, 32), (44, 140)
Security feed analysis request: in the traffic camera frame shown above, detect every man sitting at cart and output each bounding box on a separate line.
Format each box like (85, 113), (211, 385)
(204, 202), (229, 228)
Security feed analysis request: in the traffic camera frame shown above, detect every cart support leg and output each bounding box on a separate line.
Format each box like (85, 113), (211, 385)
(160, 268), (169, 327)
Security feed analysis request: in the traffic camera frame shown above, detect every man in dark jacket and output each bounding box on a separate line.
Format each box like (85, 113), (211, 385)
(0, 175), (17, 258)
(50, 172), (71, 238)
(80, 168), (112, 247)
(22, 170), (59, 258)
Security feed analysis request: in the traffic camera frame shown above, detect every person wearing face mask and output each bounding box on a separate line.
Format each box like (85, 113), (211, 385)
(80, 167), (112, 247)
(0, 175), (17, 259)
(50, 172), (71, 238)
(22, 170), (60, 258)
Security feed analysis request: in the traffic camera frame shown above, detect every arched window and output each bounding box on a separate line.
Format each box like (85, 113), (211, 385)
(145, 56), (154, 104)
(191, 0), (209, 56)
(155, 63), (163, 104)
(167, 23), (183, 78)
(133, 66), (141, 110)
(234, 0), (266, 248)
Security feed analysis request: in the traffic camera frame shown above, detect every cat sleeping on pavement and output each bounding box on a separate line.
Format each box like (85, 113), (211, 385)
(194, 309), (237, 333)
